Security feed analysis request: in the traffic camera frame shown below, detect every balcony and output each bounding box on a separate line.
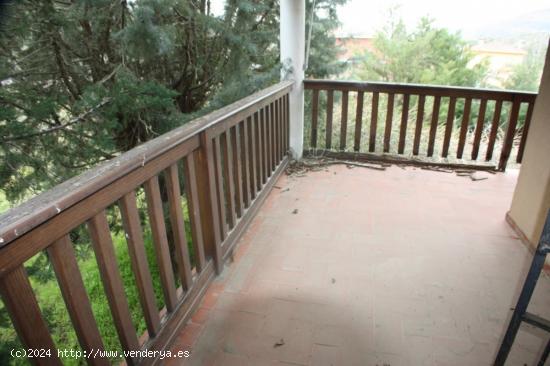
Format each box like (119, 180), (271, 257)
(0, 77), (548, 366)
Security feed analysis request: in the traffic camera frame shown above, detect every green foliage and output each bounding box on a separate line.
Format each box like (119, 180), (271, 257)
(353, 12), (488, 87)
(504, 39), (547, 92)
(0, 192), (9, 213)
(305, 0), (348, 78)
(0, 0), (347, 204)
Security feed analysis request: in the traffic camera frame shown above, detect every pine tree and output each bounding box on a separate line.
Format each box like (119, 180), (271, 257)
(0, 0), (348, 203)
(353, 14), (488, 87)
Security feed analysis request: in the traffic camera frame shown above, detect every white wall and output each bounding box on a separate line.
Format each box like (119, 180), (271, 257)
(509, 41), (550, 258)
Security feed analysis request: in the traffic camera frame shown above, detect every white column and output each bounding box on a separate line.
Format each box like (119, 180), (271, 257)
(280, 0), (305, 159)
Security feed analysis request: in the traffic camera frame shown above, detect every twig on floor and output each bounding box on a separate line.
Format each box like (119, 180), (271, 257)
(420, 166), (453, 173)
(274, 339), (285, 348)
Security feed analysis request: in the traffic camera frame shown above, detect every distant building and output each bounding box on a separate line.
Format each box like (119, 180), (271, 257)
(470, 42), (527, 87)
(335, 36), (376, 63)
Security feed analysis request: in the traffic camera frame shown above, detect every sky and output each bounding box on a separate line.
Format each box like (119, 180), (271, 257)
(209, 0), (550, 40)
(337, 0), (550, 39)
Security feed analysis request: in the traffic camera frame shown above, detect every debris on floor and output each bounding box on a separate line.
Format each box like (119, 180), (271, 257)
(454, 170), (492, 181)
(292, 209), (298, 214)
(286, 156), (498, 181)
(470, 172), (489, 181)
(286, 157), (386, 176)
(273, 338), (285, 348)
(420, 166), (453, 173)
(341, 161), (386, 170)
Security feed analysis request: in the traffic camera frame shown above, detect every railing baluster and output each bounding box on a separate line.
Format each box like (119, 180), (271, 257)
(260, 106), (271, 180)
(221, 131), (236, 229)
(485, 99), (503, 161)
(119, 192), (161, 336)
(165, 164), (194, 291)
(88, 212), (140, 364)
(517, 101), (534, 163)
(272, 100), (278, 163)
(269, 102), (277, 170)
(277, 98), (282, 161)
(457, 98), (472, 159)
(281, 95), (286, 153)
(340, 90), (349, 150)
(498, 97), (521, 171)
(369, 92), (379, 152)
(196, 133), (223, 273)
(282, 96), (286, 156)
(0, 266), (62, 366)
(144, 176), (178, 312)
(427, 95), (441, 157)
(274, 99), (280, 162)
(273, 101), (278, 167)
(471, 99), (487, 160)
(258, 108), (265, 182)
(285, 93), (290, 152)
(250, 113), (259, 195)
(284, 95), (288, 155)
(413, 94), (425, 156)
(311, 89), (319, 148)
(354, 91), (364, 151)
(264, 104), (272, 177)
(213, 136), (228, 239)
(182, 153), (207, 272)
(256, 108), (266, 187)
(261, 107), (269, 182)
(284, 95), (287, 155)
(384, 93), (395, 153)
(48, 236), (109, 365)
(267, 103), (273, 174)
(232, 124), (244, 217)
(283, 96), (287, 156)
(281, 94), (286, 153)
(326, 89), (334, 149)
(398, 94), (410, 154)
(442, 96), (457, 157)
(240, 119), (251, 208)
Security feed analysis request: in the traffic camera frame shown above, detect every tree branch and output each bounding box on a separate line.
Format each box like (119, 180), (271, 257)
(51, 38), (81, 99)
(1, 98), (111, 142)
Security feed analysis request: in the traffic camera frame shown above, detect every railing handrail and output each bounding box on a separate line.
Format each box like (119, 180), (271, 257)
(0, 80), (294, 248)
(304, 79), (537, 102)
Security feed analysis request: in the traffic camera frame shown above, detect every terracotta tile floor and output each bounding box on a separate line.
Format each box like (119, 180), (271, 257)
(169, 165), (550, 366)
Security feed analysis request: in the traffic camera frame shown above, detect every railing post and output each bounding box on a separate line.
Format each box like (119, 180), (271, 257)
(0, 266), (62, 366)
(280, 0), (304, 158)
(498, 95), (521, 171)
(194, 132), (223, 274)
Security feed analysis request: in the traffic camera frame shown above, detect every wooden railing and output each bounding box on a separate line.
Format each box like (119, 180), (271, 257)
(0, 81), (292, 365)
(304, 80), (537, 171)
